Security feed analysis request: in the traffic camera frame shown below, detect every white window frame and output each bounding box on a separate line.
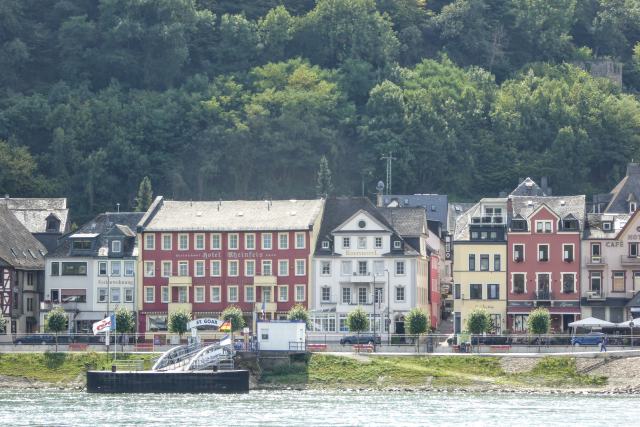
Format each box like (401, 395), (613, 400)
(124, 288), (134, 303)
(124, 260), (135, 277)
(261, 233), (272, 250)
(295, 284), (306, 302)
(161, 261), (172, 278)
(537, 244), (550, 262)
(161, 286), (169, 303)
(162, 234), (172, 251)
(245, 286), (255, 303)
(321, 286), (331, 302)
(178, 233), (189, 251)
(513, 244), (525, 262)
(320, 261), (331, 276)
(278, 259), (289, 276)
(295, 259), (306, 276)
(194, 286), (205, 303)
(210, 260), (221, 277)
(245, 259), (256, 277)
(144, 261), (155, 277)
(245, 233), (256, 250)
(535, 220), (553, 233)
(178, 261), (189, 277)
(111, 288), (121, 303)
(278, 233), (289, 250)
(111, 261), (121, 276)
(341, 261), (352, 276)
(211, 286), (221, 303)
(194, 260), (205, 277)
(563, 243), (575, 262)
(561, 272), (576, 293)
(322, 240), (330, 250)
(194, 233), (205, 250)
(395, 260), (405, 276)
(228, 285), (239, 303)
(357, 237), (366, 249)
(144, 286), (155, 303)
(295, 232), (306, 249)
(278, 285), (289, 302)
(97, 288), (108, 303)
(111, 240), (121, 253)
(211, 233), (221, 250)
(98, 261), (107, 276)
(395, 286), (406, 302)
(511, 272), (527, 294)
(262, 260), (272, 276)
(228, 260), (239, 277)
(228, 233), (239, 250)
(374, 237), (383, 249)
(343, 237), (350, 249)
(145, 234), (155, 250)
(536, 272), (552, 293)
(393, 240), (401, 249)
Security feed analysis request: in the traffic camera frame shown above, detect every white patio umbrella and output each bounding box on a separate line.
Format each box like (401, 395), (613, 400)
(568, 317), (616, 328)
(616, 320), (638, 328)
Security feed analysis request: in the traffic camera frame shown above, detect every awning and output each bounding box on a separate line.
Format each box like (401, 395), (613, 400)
(616, 320), (640, 328)
(61, 289), (86, 296)
(568, 316), (615, 328)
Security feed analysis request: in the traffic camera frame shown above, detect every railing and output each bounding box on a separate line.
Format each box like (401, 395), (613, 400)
(585, 256), (606, 266)
(586, 290), (605, 300)
(620, 255), (640, 265)
(152, 342), (202, 371)
(186, 344), (233, 371)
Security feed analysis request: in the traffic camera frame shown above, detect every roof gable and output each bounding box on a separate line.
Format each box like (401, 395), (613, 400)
(332, 209), (392, 233)
(0, 205), (46, 269)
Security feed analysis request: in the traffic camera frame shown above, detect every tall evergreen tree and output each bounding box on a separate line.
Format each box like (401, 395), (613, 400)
(316, 155), (334, 198)
(134, 176), (153, 212)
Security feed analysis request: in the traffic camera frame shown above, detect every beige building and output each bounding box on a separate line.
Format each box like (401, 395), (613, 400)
(452, 198), (508, 334)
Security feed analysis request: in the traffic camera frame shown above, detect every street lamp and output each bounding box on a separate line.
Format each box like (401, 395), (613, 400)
(384, 268), (391, 338)
(372, 273), (376, 352)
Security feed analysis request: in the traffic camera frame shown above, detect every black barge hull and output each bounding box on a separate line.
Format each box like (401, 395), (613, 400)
(86, 370), (250, 393)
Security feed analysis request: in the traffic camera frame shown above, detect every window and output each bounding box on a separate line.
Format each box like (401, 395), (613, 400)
(51, 262), (60, 276)
(295, 259), (306, 276)
(279, 233), (289, 250)
(393, 240), (401, 249)
(278, 260), (289, 276)
(261, 260), (272, 276)
(178, 261), (188, 277)
(590, 271), (602, 293)
(480, 254), (489, 271)
(321, 261), (331, 275)
(513, 314), (528, 332)
(177, 287), (188, 303)
(603, 222), (612, 231)
(144, 287), (155, 303)
(228, 260), (239, 277)
(562, 273), (575, 293)
(278, 285), (289, 302)
(321, 287), (331, 302)
(537, 274), (550, 297)
(161, 286), (169, 303)
(295, 232), (305, 249)
(358, 287), (367, 304)
(454, 283), (461, 299)
(261, 233), (272, 250)
(512, 273), (525, 294)
(536, 220), (552, 233)
(375, 237), (382, 249)
(341, 261), (352, 275)
(487, 284), (499, 300)
(124, 261), (135, 276)
(343, 237), (350, 248)
(211, 234), (221, 250)
(245, 260), (255, 277)
(195, 260), (205, 277)
(374, 261), (384, 276)
(295, 285), (305, 302)
(228, 234), (239, 250)
(72, 240), (92, 250)
(470, 284), (482, 299)
(145, 234), (155, 250)
(195, 234), (205, 250)
(322, 241), (330, 250)
(630, 243), (639, 258)
(61, 262), (87, 276)
(162, 261), (172, 277)
(162, 234), (172, 250)
(211, 286), (221, 303)
(538, 245), (549, 262)
(228, 286), (239, 303)
(375, 288), (383, 304)
(245, 286), (255, 303)
(493, 254), (501, 271)
(468, 254), (476, 271)
(631, 202), (637, 213)
(612, 271), (625, 292)
(178, 234), (189, 250)
(124, 288), (134, 303)
(195, 286), (205, 303)
(359, 261), (368, 275)
(358, 237), (366, 249)
(342, 287), (351, 304)
(262, 288), (272, 303)
(245, 234), (256, 250)
(634, 272), (640, 292)
(339, 315), (348, 332)
(513, 244), (524, 262)
(111, 240), (121, 253)
(563, 244), (574, 262)
(395, 286), (405, 302)
(205, 260), (218, 277)
(111, 261), (121, 276)
(144, 261), (155, 277)
(395, 261), (405, 275)
(98, 288), (108, 303)
(98, 261), (107, 276)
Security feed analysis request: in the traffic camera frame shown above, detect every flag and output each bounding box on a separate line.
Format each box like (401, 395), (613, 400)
(219, 321), (231, 332)
(92, 314), (116, 335)
(261, 299), (266, 317)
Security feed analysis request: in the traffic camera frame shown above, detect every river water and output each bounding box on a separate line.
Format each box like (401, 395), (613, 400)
(1, 389), (638, 426)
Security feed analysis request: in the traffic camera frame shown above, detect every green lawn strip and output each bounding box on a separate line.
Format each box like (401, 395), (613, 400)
(505, 357), (607, 388)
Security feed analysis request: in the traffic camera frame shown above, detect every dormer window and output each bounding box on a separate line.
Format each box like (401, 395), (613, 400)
(322, 241), (330, 249)
(511, 219), (527, 231)
(602, 222), (612, 231)
(72, 240), (91, 250)
(393, 240), (401, 249)
(630, 202), (637, 213)
(112, 240), (122, 253)
(562, 219), (578, 231)
(45, 217), (60, 232)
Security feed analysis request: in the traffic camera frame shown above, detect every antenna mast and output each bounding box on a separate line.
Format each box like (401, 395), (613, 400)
(380, 152), (396, 195)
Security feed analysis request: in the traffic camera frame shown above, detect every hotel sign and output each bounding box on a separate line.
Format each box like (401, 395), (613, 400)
(176, 251), (277, 259)
(97, 278), (134, 286)
(345, 250), (378, 256)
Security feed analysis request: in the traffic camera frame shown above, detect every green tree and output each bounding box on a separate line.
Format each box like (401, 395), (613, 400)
(347, 306), (370, 350)
(115, 306), (135, 351)
(45, 307), (68, 352)
(287, 304), (310, 329)
(405, 307), (429, 352)
(316, 155), (334, 197)
(222, 305), (245, 346)
(0, 140), (42, 196)
(466, 308), (491, 334)
(168, 309), (192, 340)
(527, 308), (550, 351)
(134, 176), (154, 212)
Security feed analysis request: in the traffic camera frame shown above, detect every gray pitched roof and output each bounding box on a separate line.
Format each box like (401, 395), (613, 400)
(510, 178), (547, 197)
(377, 207), (427, 237)
(604, 163), (640, 214)
(139, 197), (324, 232)
(510, 195), (586, 229)
(0, 205), (46, 269)
(583, 213), (630, 239)
(381, 194), (448, 226)
(448, 202), (475, 234)
(1, 197), (69, 234)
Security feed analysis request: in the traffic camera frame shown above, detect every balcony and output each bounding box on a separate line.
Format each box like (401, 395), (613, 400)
(535, 289), (552, 301)
(586, 290), (605, 301)
(585, 256), (606, 267)
(319, 299), (338, 305)
(620, 255), (640, 266)
(168, 276), (192, 287)
(470, 215), (505, 225)
(254, 275), (277, 287)
(351, 273), (373, 283)
(255, 302), (277, 312)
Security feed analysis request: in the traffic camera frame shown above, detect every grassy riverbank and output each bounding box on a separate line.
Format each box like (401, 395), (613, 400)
(260, 354), (608, 390)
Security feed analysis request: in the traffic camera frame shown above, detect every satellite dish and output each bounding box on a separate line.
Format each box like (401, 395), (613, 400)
(376, 181), (385, 193)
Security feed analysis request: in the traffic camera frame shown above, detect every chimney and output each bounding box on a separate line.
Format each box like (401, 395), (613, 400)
(541, 176), (548, 192)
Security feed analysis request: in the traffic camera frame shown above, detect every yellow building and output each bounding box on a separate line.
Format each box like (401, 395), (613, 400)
(452, 199), (508, 334)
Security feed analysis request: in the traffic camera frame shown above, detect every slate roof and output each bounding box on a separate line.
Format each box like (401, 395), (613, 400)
(48, 212), (144, 258)
(139, 197), (324, 232)
(583, 213), (630, 239)
(381, 194), (448, 226)
(447, 202), (475, 234)
(510, 195), (586, 229)
(604, 163), (640, 214)
(1, 197), (69, 233)
(510, 177), (547, 197)
(377, 207), (427, 237)
(0, 205), (46, 269)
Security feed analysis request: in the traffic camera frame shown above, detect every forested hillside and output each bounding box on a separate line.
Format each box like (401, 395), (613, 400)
(1, 0), (640, 221)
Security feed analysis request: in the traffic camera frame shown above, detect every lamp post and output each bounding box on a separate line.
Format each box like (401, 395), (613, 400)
(385, 268), (391, 339)
(372, 273), (376, 352)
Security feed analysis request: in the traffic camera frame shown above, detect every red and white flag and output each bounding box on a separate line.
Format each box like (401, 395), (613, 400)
(92, 314), (116, 335)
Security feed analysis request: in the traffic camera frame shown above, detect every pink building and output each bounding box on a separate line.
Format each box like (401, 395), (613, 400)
(507, 189), (585, 333)
(136, 197), (323, 334)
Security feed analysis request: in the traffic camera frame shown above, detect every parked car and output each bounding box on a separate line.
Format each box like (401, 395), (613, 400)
(339, 335), (381, 345)
(571, 332), (605, 346)
(14, 334), (56, 345)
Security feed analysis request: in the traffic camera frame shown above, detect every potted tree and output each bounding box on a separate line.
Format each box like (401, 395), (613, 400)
(45, 307), (67, 352)
(405, 308), (429, 353)
(347, 307), (369, 352)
